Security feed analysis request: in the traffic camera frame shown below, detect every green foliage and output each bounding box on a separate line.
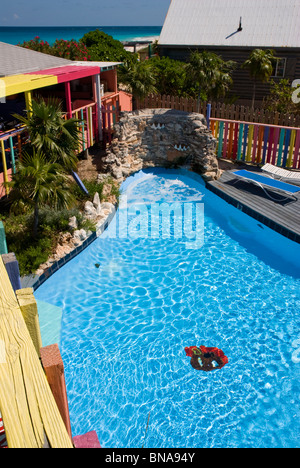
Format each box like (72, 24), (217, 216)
(264, 79), (300, 115)
(18, 30), (134, 63)
(70, 179), (104, 203)
(186, 50), (236, 103)
(1, 205), (96, 276)
(242, 49), (276, 82)
(39, 207), (83, 232)
(9, 149), (75, 237)
(118, 60), (157, 103)
(70, 177), (120, 204)
(19, 36), (91, 61)
(150, 56), (188, 96)
(13, 97), (80, 172)
(3, 213), (53, 276)
(14, 238), (53, 277)
(80, 29), (137, 63)
(242, 49), (276, 107)
(52, 39), (91, 60)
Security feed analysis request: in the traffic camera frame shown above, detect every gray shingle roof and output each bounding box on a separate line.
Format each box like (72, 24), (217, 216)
(159, 0), (300, 48)
(0, 41), (72, 77)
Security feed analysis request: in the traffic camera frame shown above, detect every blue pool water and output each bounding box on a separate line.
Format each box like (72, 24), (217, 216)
(35, 168), (300, 448)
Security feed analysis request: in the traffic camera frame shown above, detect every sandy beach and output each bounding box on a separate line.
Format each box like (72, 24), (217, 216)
(123, 35), (159, 52)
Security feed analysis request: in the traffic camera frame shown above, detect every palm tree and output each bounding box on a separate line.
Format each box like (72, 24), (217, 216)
(9, 150), (75, 237)
(186, 50), (236, 112)
(118, 60), (157, 109)
(14, 97), (81, 172)
(242, 49), (276, 109)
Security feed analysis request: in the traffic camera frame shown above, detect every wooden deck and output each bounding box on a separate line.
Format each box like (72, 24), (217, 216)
(206, 167), (300, 243)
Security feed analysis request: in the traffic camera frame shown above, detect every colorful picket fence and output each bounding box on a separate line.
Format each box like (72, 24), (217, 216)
(138, 94), (300, 128)
(210, 118), (300, 169)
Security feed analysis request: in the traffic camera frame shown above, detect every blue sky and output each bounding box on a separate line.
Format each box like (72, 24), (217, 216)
(1, 0), (171, 26)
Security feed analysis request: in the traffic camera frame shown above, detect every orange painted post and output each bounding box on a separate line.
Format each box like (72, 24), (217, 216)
(40, 344), (72, 440)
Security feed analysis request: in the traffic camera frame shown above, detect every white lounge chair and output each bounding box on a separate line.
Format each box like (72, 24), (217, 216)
(232, 169), (300, 201)
(261, 163), (300, 184)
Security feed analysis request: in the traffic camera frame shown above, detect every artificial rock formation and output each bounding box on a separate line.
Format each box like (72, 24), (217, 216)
(102, 108), (220, 181)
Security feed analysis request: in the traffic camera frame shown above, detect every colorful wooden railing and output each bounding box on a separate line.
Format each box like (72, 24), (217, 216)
(0, 102), (100, 196)
(210, 118), (300, 169)
(0, 126), (27, 197)
(101, 94), (120, 145)
(71, 102), (98, 153)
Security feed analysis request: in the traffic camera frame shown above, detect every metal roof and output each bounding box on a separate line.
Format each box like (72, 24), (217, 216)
(159, 0), (300, 48)
(73, 61), (122, 71)
(0, 41), (72, 77)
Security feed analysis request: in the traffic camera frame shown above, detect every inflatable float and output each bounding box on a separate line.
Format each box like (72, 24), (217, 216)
(185, 345), (228, 372)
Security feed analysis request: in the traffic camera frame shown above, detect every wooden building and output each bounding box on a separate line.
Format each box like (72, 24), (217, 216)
(0, 41), (132, 196)
(158, 0), (300, 105)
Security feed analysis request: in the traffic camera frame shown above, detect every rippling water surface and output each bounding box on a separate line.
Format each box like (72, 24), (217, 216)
(35, 169), (300, 448)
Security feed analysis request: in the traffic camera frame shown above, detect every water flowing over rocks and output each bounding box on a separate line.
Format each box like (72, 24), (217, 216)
(102, 109), (220, 182)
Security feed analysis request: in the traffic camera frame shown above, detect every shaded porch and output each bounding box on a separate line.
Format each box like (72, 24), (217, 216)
(0, 61), (130, 197)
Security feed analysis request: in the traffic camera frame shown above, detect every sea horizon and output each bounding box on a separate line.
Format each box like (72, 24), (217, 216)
(0, 25), (162, 45)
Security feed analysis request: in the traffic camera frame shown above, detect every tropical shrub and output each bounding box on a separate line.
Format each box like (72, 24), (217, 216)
(242, 49), (276, 108)
(80, 29), (137, 63)
(19, 36), (91, 61)
(9, 150), (75, 237)
(118, 60), (157, 107)
(14, 97), (81, 172)
(186, 51), (236, 107)
(263, 79), (300, 115)
(150, 56), (188, 96)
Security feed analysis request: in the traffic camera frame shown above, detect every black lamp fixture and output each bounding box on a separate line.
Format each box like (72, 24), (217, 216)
(237, 17), (243, 32)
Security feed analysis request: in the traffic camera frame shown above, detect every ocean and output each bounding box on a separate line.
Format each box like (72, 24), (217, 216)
(0, 26), (162, 46)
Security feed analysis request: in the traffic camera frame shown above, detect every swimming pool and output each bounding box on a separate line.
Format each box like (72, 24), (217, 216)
(35, 168), (300, 448)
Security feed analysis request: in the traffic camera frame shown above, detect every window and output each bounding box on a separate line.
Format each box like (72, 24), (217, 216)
(272, 58), (287, 78)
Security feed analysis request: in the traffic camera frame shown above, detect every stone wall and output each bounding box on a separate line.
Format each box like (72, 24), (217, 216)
(102, 108), (220, 181)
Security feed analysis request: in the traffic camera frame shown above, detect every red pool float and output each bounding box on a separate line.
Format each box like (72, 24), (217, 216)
(185, 345), (228, 372)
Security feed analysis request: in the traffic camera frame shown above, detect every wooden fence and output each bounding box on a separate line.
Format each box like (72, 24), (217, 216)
(210, 118), (300, 169)
(137, 94), (300, 128)
(137, 94), (300, 169)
